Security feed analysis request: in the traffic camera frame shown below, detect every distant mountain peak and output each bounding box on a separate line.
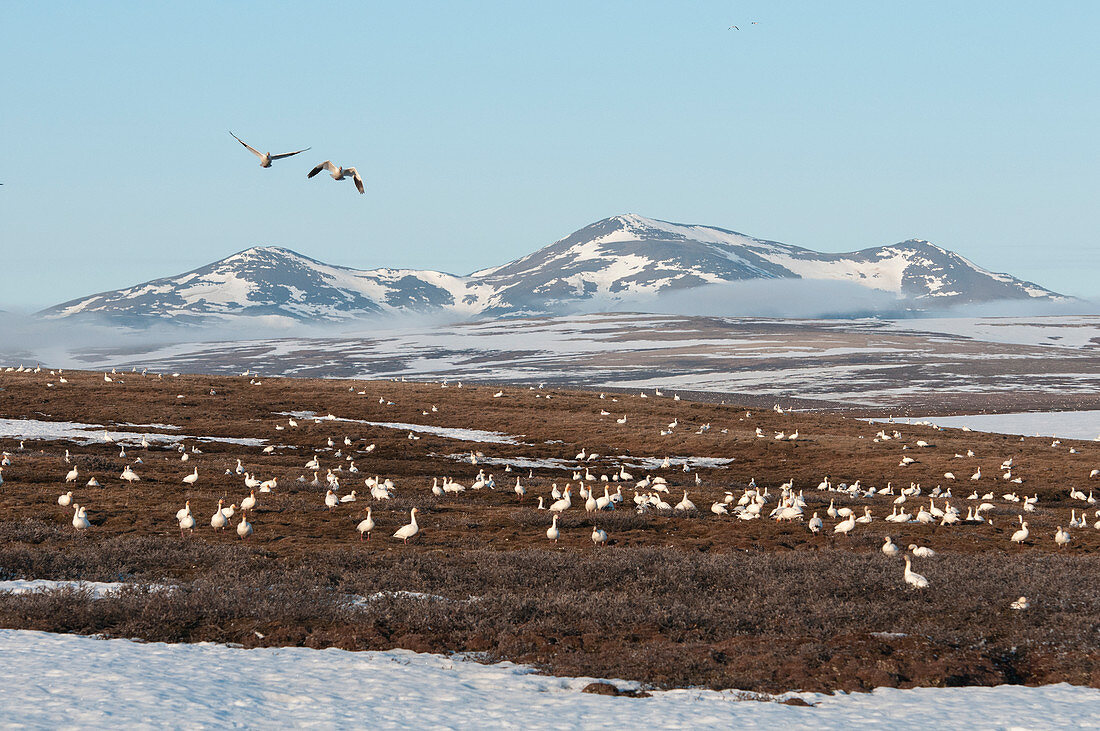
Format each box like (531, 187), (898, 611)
(41, 215), (1063, 326)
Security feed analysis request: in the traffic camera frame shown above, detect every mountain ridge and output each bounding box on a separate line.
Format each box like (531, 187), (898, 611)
(42, 214), (1063, 325)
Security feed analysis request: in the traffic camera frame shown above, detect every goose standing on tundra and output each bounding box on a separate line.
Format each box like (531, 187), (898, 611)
(393, 508), (420, 544)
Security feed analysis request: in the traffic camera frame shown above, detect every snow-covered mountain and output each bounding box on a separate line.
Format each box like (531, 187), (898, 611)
(42, 214), (1062, 325)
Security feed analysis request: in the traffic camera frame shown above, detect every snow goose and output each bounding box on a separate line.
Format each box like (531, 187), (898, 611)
(585, 489), (598, 513)
(211, 500), (228, 530)
(908, 544), (936, 558)
(711, 501), (729, 515)
(324, 490), (339, 510)
(882, 537), (899, 556)
(393, 508), (420, 544)
(58, 491), (73, 507)
(834, 513), (856, 535)
(340, 490), (357, 503)
(549, 487), (572, 513)
(808, 512), (822, 533)
(1010, 596), (1030, 610)
(72, 505), (90, 531)
(514, 477), (526, 500)
(236, 510), (253, 539)
(1011, 521), (1029, 543)
(65, 466), (78, 483)
(178, 511), (195, 537)
(307, 160), (365, 194)
(591, 526), (608, 546)
(356, 507), (375, 540)
(596, 486), (613, 511)
(182, 467), (198, 485)
(1054, 526), (1071, 548)
(120, 465), (140, 483)
(674, 491), (696, 511)
(175, 501), (191, 521)
(903, 556), (929, 589)
(229, 131), (309, 168)
(546, 514), (560, 543)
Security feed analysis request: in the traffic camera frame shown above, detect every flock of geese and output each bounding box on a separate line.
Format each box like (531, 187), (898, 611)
(230, 131), (364, 194)
(3, 369), (1099, 601)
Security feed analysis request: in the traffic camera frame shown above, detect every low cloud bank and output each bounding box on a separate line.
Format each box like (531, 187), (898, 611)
(2, 282), (1097, 369)
(575, 280), (1100, 320)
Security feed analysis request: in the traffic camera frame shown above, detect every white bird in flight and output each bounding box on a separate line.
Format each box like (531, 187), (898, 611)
(229, 131), (310, 168)
(307, 161), (364, 194)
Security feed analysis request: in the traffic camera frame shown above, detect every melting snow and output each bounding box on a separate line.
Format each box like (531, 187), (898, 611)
(0, 418), (266, 446)
(280, 411), (525, 445)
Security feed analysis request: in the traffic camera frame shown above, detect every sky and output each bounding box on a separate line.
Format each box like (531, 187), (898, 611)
(1, 1), (1098, 310)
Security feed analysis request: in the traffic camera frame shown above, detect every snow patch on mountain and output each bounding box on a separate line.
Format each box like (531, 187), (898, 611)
(41, 214), (1063, 326)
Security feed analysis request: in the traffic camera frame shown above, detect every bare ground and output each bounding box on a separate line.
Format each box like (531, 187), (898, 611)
(1, 368), (1100, 692)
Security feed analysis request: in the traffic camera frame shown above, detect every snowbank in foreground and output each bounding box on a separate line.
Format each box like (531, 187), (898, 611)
(2, 630), (1099, 729)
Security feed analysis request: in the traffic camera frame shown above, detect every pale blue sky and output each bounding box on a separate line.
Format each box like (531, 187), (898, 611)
(2, 1), (1097, 309)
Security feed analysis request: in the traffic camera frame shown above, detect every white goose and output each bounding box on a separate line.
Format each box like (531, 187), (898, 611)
(178, 511), (195, 537)
(909, 544), (936, 558)
(211, 500), (228, 530)
(591, 526), (608, 546)
(546, 514), (560, 543)
(236, 510), (253, 539)
(72, 504), (90, 531)
(834, 513), (857, 535)
(549, 487), (572, 513)
(229, 131), (310, 167)
(903, 556), (929, 589)
(58, 491), (73, 507)
(307, 161), (365, 194)
(182, 467), (199, 485)
(882, 537), (899, 556)
(807, 512), (822, 533)
(1011, 521), (1029, 543)
(674, 491), (696, 511)
(240, 491), (257, 511)
(175, 501), (192, 521)
(357, 507), (375, 540)
(325, 490), (339, 510)
(65, 466), (78, 483)
(393, 508), (420, 544)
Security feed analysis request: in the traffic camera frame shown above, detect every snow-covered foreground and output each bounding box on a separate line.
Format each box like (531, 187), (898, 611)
(2, 630), (1100, 729)
(880, 410), (1100, 441)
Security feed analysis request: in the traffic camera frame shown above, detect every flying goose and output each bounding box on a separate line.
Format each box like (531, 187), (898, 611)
(307, 160), (364, 194)
(229, 131), (310, 168)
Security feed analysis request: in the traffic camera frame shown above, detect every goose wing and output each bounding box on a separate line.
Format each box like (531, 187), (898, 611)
(308, 160), (338, 178)
(270, 146), (311, 161)
(229, 131), (263, 158)
(346, 167), (365, 194)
